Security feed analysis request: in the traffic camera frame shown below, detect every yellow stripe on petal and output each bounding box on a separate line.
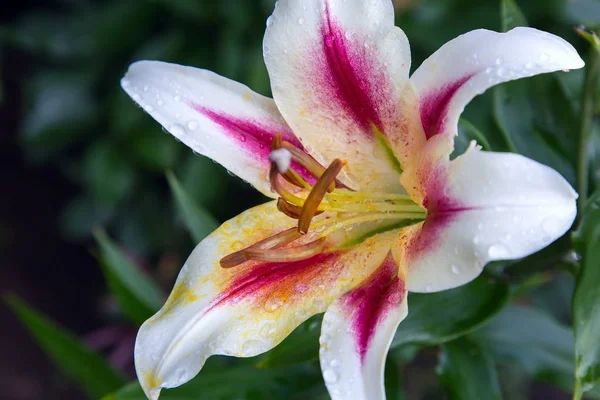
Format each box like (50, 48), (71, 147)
(134, 201), (397, 400)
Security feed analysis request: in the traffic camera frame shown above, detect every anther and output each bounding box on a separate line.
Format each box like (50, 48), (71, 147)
(298, 159), (345, 234)
(220, 227), (301, 268)
(245, 237), (327, 262)
(280, 141), (336, 192)
(277, 197), (324, 219)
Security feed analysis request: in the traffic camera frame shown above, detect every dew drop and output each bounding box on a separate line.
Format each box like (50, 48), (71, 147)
(265, 299), (281, 312)
(298, 17), (305, 24)
(319, 334), (331, 345)
(539, 53), (549, 62)
(241, 340), (266, 356)
(176, 369), (187, 383)
(295, 283), (308, 293)
(541, 217), (561, 237)
(488, 243), (510, 259)
(144, 104), (154, 112)
(174, 95), (182, 102)
(122, 79), (131, 88)
(169, 124), (185, 136)
(425, 284), (433, 292)
(451, 265), (460, 275)
(495, 57), (503, 65)
(330, 359), (341, 368)
(187, 120), (199, 131)
(157, 99), (164, 107)
(132, 93), (141, 101)
(525, 62), (534, 69)
(323, 369), (339, 384)
(143, 85), (150, 92)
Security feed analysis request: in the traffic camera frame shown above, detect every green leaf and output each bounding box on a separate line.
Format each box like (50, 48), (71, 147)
(500, 0), (528, 32)
(493, 75), (578, 184)
(473, 305), (600, 397)
(573, 192), (600, 397)
(167, 171), (219, 243)
(103, 358), (325, 400)
(83, 140), (136, 205)
(94, 229), (164, 324)
(20, 70), (98, 160)
(438, 337), (502, 400)
(4, 294), (126, 398)
(391, 277), (510, 348)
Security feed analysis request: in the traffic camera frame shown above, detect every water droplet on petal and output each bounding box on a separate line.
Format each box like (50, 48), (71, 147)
(241, 340), (266, 356)
(144, 104), (154, 112)
(451, 265), (460, 275)
(330, 359), (341, 368)
(298, 17), (305, 24)
(169, 124), (185, 136)
(319, 334), (331, 345)
(187, 120), (199, 131)
(488, 243), (510, 259)
(539, 53), (549, 62)
(323, 369), (338, 384)
(174, 95), (182, 102)
(541, 217), (562, 237)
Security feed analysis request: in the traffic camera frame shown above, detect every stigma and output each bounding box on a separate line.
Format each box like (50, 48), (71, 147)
(220, 134), (426, 268)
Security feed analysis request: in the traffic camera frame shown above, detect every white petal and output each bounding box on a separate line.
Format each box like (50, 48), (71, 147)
(399, 147), (577, 292)
(134, 201), (397, 399)
(411, 27), (584, 141)
(121, 61), (302, 197)
(264, 0), (425, 192)
(320, 255), (407, 400)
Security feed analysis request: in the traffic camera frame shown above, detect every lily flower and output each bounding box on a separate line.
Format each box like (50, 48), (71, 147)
(120, 0), (584, 399)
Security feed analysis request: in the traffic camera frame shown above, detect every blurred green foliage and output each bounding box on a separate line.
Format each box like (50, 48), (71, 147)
(3, 0), (600, 399)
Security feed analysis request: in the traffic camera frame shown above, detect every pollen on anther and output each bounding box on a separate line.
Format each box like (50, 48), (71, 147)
(269, 148), (292, 173)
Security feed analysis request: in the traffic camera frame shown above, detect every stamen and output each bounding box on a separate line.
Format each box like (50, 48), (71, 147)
(220, 250), (248, 269)
(281, 141), (335, 192)
(251, 227), (301, 250)
(316, 213), (424, 238)
(270, 134), (311, 190)
(269, 148), (292, 174)
(298, 159), (345, 234)
(245, 237), (327, 262)
(278, 198), (324, 219)
(220, 227), (301, 268)
(269, 165), (306, 206)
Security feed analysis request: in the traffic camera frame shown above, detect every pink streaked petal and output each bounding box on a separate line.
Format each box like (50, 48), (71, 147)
(264, 0), (425, 192)
(188, 104), (316, 184)
(134, 201), (397, 400)
(411, 27), (584, 150)
(397, 146), (577, 293)
(121, 61), (305, 197)
(320, 254), (408, 400)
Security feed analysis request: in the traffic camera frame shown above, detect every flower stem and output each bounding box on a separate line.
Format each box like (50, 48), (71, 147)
(577, 33), (600, 219)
